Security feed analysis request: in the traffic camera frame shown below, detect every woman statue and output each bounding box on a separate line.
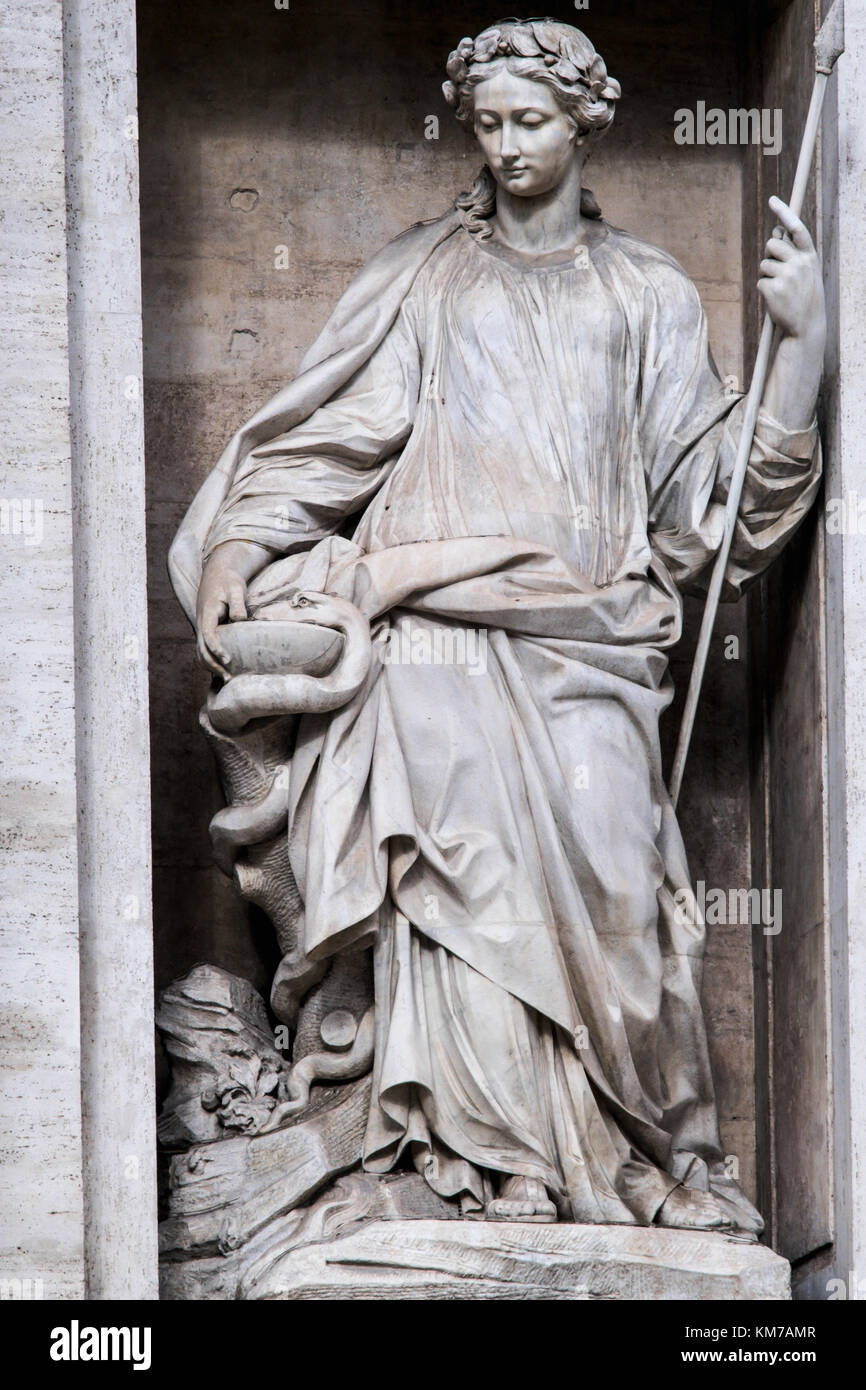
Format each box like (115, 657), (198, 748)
(170, 19), (823, 1234)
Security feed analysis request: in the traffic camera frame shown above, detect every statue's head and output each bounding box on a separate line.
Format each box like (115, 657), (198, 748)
(444, 19), (620, 200)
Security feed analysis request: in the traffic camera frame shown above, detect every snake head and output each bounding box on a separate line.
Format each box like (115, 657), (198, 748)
(286, 591), (361, 631)
(289, 590), (319, 611)
(247, 590), (331, 625)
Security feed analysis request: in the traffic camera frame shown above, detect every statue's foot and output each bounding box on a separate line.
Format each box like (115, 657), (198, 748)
(486, 1175), (557, 1223)
(707, 1172), (764, 1241)
(655, 1185), (734, 1232)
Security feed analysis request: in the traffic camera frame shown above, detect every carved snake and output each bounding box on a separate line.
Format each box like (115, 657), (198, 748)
(259, 1007), (376, 1130)
(208, 591), (372, 735)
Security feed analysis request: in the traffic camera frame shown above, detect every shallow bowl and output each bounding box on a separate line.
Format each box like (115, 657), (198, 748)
(220, 620), (343, 677)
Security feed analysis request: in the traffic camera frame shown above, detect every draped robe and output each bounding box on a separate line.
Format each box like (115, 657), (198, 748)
(171, 209), (821, 1225)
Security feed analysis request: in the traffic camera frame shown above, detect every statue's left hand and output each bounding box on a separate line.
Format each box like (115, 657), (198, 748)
(196, 540), (277, 678)
(758, 196), (825, 344)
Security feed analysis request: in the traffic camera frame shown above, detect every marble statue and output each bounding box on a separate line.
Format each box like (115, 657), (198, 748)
(164, 18), (824, 1265)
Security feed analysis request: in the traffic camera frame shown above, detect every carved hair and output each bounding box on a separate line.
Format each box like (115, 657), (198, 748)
(445, 18), (619, 238)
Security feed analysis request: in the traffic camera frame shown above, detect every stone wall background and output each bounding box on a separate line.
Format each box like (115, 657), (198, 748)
(138, 0), (758, 1200)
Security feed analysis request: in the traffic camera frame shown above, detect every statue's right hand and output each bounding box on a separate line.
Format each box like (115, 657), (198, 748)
(196, 547), (250, 677)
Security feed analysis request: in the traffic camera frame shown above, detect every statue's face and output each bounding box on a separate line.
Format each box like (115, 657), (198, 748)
(471, 69), (580, 198)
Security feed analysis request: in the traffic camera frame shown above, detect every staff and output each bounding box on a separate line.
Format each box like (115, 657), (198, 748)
(670, 0), (845, 807)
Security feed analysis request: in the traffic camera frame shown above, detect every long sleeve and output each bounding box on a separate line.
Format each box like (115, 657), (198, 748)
(203, 297), (422, 559)
(641, 260), (821, 599)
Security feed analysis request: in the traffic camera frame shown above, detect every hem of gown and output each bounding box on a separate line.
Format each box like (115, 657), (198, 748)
(361, 1151), (679, 1227)
(365, 910), (694, 1229)
(363, 1082), (681, 1227)
(363, 1095), (565, 1214)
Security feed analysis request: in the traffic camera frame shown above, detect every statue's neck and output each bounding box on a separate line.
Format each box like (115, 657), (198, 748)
(490, 159), (587, 255)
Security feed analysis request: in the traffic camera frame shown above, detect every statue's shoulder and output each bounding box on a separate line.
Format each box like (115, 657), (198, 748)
(302, 210), (461, 359)
(356, 210), (462, 281)
(601, 222), (702, 304)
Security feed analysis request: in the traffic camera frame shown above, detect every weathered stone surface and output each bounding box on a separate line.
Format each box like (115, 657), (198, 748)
(160, 1170), (458, 1300)
(157, 964), (284, 1149)
(0, 0), (84, 1300)
(160, 1077), (372, 1259)
(247, 1221), (791, 1302)
(817, 0), (866, 1305)
(1, 0), (158, 1301)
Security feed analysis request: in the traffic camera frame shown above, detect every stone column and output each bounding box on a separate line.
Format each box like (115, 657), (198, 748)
(0, 0), (157, 1300)
(0, 0), (85, 1302)
(819, 0), (866, 1303)
(63, 0), (158, 1299)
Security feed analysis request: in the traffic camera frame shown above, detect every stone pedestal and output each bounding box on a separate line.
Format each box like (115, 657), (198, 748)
(253, 1223), (791, 1302)
(157, 974), (789, 1303)
(164, 1218), (790, 1302)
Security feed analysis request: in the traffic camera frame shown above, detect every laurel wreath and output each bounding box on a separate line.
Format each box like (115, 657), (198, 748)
(442, 20), (621, 109)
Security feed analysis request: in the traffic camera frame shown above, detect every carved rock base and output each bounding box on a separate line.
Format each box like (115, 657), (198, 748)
(160, 1171), (458, 1300)
(242, 1221), (791, 1302)
(162, 1194), (791, 1301)
(157, 974), (788, 1302)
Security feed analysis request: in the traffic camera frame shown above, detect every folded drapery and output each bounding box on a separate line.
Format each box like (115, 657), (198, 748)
(171, 210), (820, 1226)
